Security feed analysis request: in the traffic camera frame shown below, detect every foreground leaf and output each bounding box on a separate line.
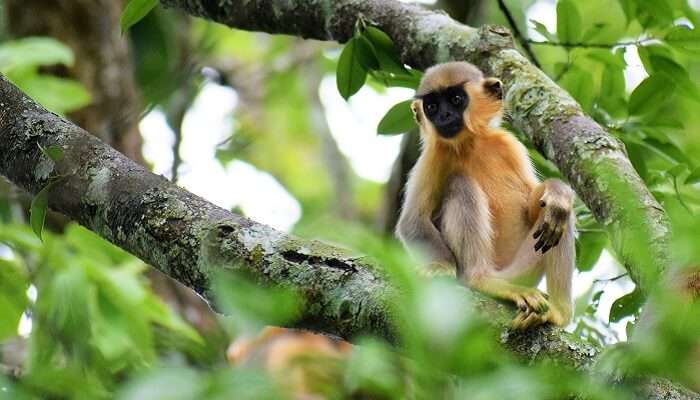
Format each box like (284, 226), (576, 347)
(377, 100), (415, 135)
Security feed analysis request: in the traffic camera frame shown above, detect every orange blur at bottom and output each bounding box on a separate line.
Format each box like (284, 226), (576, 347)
(227, 327), (352, 399)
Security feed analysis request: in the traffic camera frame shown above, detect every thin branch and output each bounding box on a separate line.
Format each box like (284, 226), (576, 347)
(528, 37), (657, 49)
(497, 0), (541, 69)
(594, 273), (629, 285)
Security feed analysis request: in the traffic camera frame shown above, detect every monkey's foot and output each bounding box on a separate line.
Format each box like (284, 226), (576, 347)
(534, 190), (573, 254)
(511, 306), (568, 330)
(508, 287), (550, 315)
(418, 261), (457, 278)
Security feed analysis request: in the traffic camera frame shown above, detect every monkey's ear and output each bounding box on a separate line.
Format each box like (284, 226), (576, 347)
(483, 78), (503, 100)
(411, 99), (422, 124)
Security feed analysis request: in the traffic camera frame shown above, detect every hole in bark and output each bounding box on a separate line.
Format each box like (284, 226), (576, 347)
(280, 251), (356, 272)
(218, 225), (235, 237)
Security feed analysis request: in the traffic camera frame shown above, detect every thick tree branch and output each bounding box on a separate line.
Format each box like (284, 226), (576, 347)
(159, 0), (670, 295)
(0, 74), (695, 399)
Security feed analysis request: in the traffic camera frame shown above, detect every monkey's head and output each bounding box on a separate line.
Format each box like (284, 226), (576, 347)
(411, 62), (503, 141)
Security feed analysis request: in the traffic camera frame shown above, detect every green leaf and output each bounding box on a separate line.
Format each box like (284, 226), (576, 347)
(638, 0), (674, 28)
(0, 37), (74, 72)
(0, 259), (28, 340)
(637, 45), (674, 74)
(580, 23), (607, 43)
(377, 100), (416, 135)
(120, 0), (159, 33)
(38, 144), (64, 162)
(575, 231), (607, 272)
(30, 181), (57, 241)
(336, 38), (368, 100)
(628, 75), (675, 116)
(648, 55), (700, 103)
(668, 163), (689, 178)
(18, 75), (91, 114)
(362, 26), (409, 76)
(356, 36), (379, 70)
(530, 20), (556, 42)
(617, 0), (636, 25)
(371, 70), (421, 89)
(665, 25), (700, 54)
(560, 67), (595, 112)
(685, 166), (700, 184)
(556, 0), (582, 44)
(609, 288), (644, 323)
(586, 49), (626, 69)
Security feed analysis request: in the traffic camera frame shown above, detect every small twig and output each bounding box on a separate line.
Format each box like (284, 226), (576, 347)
(527, 37), (657, 49)
(593, 273), (629, 284)
(497, 0), (542, 69)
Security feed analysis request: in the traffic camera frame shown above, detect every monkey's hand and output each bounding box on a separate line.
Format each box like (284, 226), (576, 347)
(533, 181), (574, 254)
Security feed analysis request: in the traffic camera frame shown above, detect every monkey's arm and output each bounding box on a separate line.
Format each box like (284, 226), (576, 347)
(396, 180), (457, 277)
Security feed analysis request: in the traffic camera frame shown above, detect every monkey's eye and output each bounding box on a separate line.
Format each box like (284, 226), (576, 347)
(451, 94), (464, 106)
(424, 101), (438, 116)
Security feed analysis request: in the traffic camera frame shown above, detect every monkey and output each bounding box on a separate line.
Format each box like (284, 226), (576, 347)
(396, 61), (576, 330)
(228, 327), (352, 399)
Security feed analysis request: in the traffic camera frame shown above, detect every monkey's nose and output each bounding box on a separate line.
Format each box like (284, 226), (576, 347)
(437, 112), (455, 124)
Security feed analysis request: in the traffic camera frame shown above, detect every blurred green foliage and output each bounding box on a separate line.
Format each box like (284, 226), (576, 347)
(0, 0), (698, 398)
(0, 37), (90, 114)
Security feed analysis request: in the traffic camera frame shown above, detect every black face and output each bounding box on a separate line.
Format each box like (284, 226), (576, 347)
(421, 85), (469, 138)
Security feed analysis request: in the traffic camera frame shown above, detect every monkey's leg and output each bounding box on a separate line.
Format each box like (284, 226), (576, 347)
(439, 176), (550, 314)
(509, 180), (575, 329)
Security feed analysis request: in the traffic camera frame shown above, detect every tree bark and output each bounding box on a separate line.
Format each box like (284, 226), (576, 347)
(159, 0), (669, 296)
(0, 75), (695, 399)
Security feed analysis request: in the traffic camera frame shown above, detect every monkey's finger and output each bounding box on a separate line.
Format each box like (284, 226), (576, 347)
(513, 296), (528, 311)
(512, 310), (535, 330)
(541, 227), (561, 254)
(519, 312), (542, 330)
(511, 312), (526, 329)
(523, 292), (549, 314)
(533, 225), (544, 240)
(546, 228), (564, 253)
(537, 225), (558, 253)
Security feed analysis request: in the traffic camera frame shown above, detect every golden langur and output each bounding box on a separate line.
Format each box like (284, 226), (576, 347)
(397, 61), (576, 329)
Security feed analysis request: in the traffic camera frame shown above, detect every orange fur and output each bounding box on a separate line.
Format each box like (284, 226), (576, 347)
(227, 327), (352, 398)
(415, 81), (538, 268)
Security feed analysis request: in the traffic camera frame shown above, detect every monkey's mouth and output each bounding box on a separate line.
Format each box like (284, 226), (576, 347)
(436, 122), (463, 138)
